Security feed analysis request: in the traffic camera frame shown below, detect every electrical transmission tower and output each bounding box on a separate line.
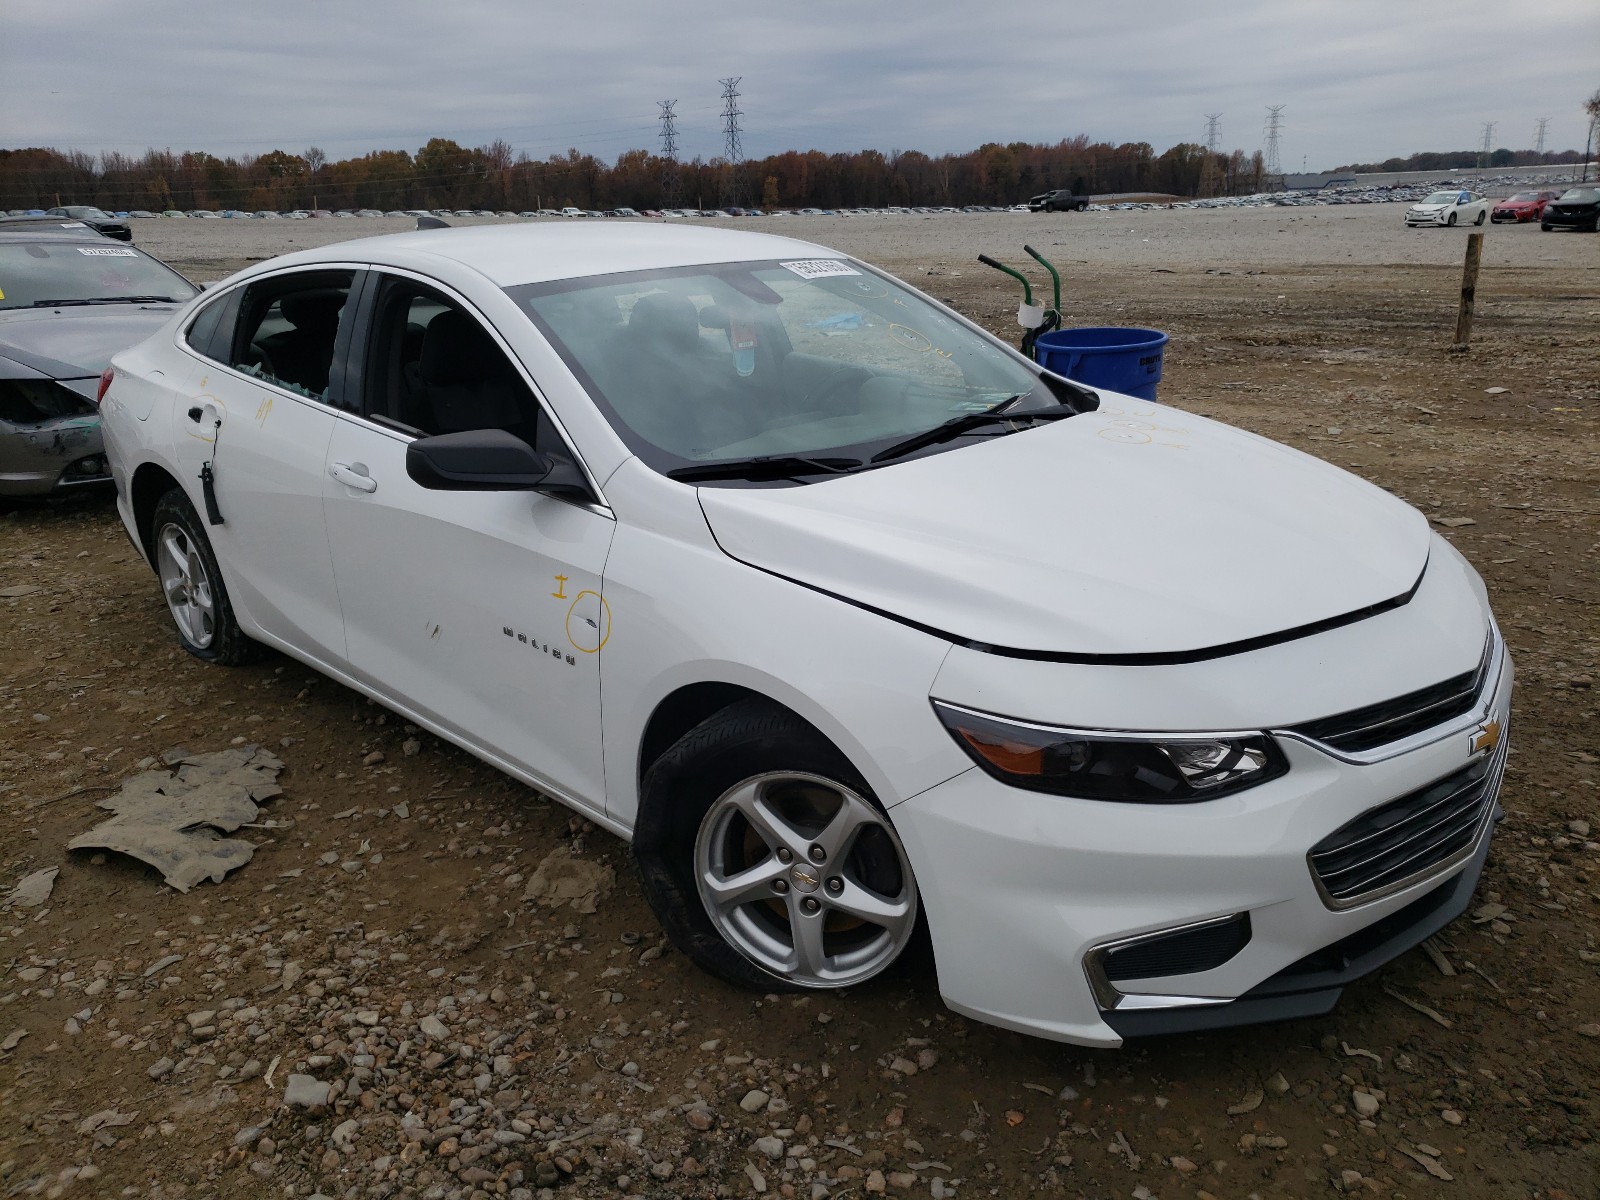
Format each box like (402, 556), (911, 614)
(1200, 113), (1223, 197)
(657, 100), (680, 208)
(1478, 121), (1496, 174)
(1263, 105), (1285, 184)
(1534, 117), (1549, 158)
(719, 76), (744, 207)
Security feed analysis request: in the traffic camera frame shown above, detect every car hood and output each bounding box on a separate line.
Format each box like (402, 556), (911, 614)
(697, 400), (1432, 657)
(1409, 203), (1449, 212)
(0, 304), (182, 379)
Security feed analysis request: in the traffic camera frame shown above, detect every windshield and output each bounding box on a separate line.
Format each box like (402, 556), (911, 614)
(1506, 192), (1541, 202)
(511, 259), (1083, 474)
(1422, 191), (1464, 205)
(0, 241), (197, 310)
(1557, 188), (1599, 202)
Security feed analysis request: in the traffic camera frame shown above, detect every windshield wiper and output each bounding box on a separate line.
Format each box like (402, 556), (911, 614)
(667, 454), (863, 482)
(31, 295), (184, 308)
(869, 399), (1072, 464)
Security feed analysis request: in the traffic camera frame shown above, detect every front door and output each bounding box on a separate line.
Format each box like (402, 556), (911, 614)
(321, 274), (614, 810)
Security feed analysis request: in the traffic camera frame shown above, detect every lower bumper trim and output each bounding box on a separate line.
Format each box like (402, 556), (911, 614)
(1104, 808), (1498, 1039)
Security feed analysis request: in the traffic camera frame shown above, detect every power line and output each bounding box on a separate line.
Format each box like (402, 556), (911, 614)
(657, 100), (680, 207)
(1203, 113), (1222, 156)
(1534, 117), (1549, 157)
(1478, 121), (1496, 175)
(1262, 105), (1285, 182)
(719, 76), (743, 207)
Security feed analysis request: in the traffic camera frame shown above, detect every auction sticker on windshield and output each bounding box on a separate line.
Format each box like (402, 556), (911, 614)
(780, 259), (861, 279)
(77, 247), (138, 257)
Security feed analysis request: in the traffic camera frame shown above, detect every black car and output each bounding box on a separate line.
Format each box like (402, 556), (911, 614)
(45, 207), (134, 241)
(1542, 188), (1600, 232)
(0, 229), (198, 498)
(1027, 189), (1090, 213)
(0, 208), (134, 243)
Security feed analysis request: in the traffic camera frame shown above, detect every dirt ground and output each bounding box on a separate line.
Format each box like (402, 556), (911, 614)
(2, 209), (1597, 1200)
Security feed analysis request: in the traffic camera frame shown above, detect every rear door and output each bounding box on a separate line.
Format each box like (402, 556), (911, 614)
(171, 267), (361, 667)
(321, 270), (615, 809)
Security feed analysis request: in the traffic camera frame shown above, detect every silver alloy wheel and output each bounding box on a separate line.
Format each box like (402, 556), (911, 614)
(694, 771), (918, 988)
(155, 521), (216, 650)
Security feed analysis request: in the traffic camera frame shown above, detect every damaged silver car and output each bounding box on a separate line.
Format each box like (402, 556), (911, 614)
(1, 229), (198, 498)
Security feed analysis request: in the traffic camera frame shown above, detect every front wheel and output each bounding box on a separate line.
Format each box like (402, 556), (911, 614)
(634, 700), (921, 992)
(1541, 222), (1552, 232)
(151, 488), (259, 665)
(1474, 211), (1486, 226)
(1447, 212), (1458, 226)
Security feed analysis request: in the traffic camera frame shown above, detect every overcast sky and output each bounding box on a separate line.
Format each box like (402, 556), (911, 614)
(4, 0), (1596, 171)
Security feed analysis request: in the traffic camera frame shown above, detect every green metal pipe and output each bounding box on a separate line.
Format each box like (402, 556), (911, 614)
(1023, 244), (1061, 317)
(977, 254), (1033, 306)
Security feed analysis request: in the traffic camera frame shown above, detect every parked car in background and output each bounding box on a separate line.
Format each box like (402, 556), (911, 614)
(0, 229), (198, 498)
(128, 210), (157, 219)
(1404, 190), (1489, 227)
(1028, 190), (1090, 212)
(99, 223), (1509, 1046)
(43, 206), (134, 241)
(1541, 187), (1600, 232)
(1490, 190), (1560, 223)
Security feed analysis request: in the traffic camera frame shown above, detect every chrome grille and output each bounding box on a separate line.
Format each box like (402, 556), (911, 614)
(1290, 636), (1492, 753)
(1308, 733), (1506, 908)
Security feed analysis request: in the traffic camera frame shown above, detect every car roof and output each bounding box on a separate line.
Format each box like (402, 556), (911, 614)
(235, 221), (840, 288)
(0, 226), (120, 244)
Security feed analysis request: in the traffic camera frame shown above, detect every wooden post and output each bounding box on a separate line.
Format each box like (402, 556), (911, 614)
(1453, 232), (1484, 347)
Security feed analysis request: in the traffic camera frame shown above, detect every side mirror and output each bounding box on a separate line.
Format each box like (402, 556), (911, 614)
(406, 428), (591, 499)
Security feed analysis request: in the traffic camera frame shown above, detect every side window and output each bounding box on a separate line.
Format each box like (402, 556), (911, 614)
(230, 270), (356, 402)
(183, 294), (226, 357)
(365, 277), (555, 452)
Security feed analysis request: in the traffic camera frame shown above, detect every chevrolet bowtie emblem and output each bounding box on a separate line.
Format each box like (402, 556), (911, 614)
(1470, 720), (1502, 755)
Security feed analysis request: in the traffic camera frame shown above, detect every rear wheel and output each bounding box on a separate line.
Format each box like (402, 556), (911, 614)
(634, 699), (921, 992)
(151, 488), (259, 665)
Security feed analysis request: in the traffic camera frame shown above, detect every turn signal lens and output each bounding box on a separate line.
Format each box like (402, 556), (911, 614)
(934, 701), (1287, 803)
(95, 367), (114, 405)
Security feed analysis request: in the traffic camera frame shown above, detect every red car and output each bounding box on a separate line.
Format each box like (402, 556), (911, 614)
(1491, 190), (1560, 223)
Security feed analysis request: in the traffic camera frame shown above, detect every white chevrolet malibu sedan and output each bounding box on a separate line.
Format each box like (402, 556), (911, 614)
(97, 224), (1511, 1045)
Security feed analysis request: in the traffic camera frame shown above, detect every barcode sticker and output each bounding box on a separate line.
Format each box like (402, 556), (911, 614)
(779, 259), (861, 279)
(76, 247), (138, 257)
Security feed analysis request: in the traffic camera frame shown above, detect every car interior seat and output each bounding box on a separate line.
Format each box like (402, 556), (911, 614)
(259, 292), (346, 395)
(415, 310), (531, 439)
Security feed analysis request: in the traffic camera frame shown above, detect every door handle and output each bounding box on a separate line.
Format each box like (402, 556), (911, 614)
(329, 462), (377, 493)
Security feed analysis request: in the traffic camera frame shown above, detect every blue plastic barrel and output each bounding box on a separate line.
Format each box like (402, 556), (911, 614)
(1033, 326), (1168, 401)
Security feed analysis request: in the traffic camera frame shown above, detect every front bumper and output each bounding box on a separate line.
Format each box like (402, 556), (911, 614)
(893, 640), (1512, 1047)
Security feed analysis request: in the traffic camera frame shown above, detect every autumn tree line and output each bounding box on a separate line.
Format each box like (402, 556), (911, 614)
(0, 136), (1284, 213)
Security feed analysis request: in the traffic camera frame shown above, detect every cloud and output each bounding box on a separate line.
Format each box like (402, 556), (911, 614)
(2, 0), (1595, 169)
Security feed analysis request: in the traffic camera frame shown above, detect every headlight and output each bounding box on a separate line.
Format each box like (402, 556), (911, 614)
(932, 701), (1288, 803)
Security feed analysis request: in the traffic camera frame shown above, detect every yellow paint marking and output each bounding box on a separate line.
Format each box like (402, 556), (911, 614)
(551, 574), (569, 599)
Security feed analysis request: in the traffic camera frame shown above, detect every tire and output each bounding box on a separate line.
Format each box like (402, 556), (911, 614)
(1474, 211), (1485, 226)
(150, 487), (260, 666)
(1447, 212), (1457, 227)
(1541, 223), (1551, 232)
(633, 698), (921, 993)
